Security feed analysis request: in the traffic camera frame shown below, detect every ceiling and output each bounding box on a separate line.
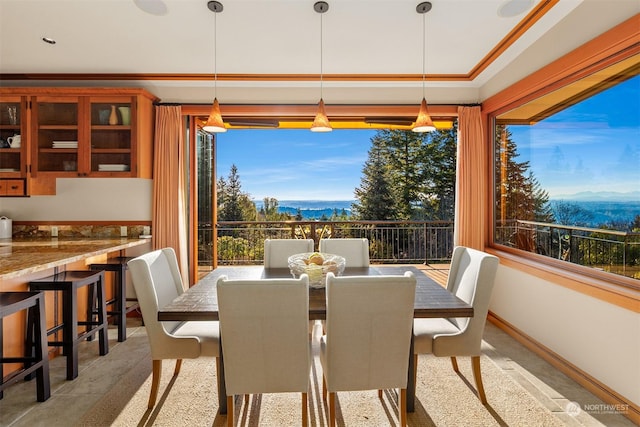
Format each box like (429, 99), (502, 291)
(0, 0), (638, 108)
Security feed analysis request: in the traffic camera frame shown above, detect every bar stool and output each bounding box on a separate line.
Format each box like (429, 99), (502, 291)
(0, 292), (51, 402)
(89, 256), (138, 342)
(29, 270), (109, 380)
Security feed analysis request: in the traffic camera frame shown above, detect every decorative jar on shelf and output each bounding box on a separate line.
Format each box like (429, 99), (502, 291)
(118, 106), (131, 125)
(109, 105), (118, 125)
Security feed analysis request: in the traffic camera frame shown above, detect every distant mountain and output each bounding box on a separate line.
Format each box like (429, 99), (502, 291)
(551, 191), (640, 201)
(253, 200), (356, 219)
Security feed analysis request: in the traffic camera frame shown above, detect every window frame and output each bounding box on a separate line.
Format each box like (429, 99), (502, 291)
(482, 15), (640, 307)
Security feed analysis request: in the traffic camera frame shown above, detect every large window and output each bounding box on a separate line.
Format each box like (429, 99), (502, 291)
(493, 58), (640, 281)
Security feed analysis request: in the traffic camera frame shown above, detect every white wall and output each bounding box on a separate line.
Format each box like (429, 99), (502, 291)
(0, 178), (152, 221)
(491, 264), (640, 406)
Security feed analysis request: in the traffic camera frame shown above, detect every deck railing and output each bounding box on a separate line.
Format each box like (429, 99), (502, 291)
(496, 220), (640, 280)
(199, 219), (640, 280)
(199, 220), (455, 266)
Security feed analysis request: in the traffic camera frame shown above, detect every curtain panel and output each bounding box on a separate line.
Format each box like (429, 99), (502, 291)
(454, 106), (486, 250)
(152, 105), (189, 286)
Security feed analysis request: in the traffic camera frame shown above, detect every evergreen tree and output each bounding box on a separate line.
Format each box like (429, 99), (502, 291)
(352, 134), (396, 220)
(217, 165), (256, 221)
(418, 125), (457, 220)
(495, 125), (552, 223)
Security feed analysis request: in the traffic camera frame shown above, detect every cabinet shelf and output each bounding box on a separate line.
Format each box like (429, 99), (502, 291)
(91, 148), (131, 154)
(38, 125), (79, 130)
(91, 125), (132, 130)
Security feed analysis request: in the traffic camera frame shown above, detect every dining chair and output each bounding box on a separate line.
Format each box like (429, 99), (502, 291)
(320, 271), (416, 427)
(319, 238), (369, 267)
(216, 274), (311, 427)
(413, 246), (499, 404)
(127, 248), (220, 409)
(264, 238), (314, 268)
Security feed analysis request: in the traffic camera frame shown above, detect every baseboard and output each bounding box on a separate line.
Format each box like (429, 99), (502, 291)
(488, 311), (639, 425)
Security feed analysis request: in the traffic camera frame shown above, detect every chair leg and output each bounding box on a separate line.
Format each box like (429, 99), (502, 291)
(328, 392), (336, 427)
(322, 376), (327, 402)
(174, 359), (183, 376)
(148, 360), (161, 408)
(378, 389), (383, 399)
(450, 356), (459, 373)
(399, 388), (407, 427)
(413, 354), (418, 388)
(302, 392), (308, 426)
(471, 356), (487, 404)
(227, 395), (234, 427)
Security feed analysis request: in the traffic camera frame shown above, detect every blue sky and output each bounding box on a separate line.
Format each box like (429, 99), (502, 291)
(217, 76), (639, 202)
(509, 75), (639, 198)
(216, 129), (376, 201)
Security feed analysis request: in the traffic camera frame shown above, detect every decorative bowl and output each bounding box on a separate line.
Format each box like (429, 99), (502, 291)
(288, 252), (346, 288)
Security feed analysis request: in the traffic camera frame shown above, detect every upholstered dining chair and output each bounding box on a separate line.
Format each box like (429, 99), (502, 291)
(319, 238), (370, 267)
(216, 274), (311, 427)
(413, 246), (499, 404)
(264, 238), (315, 268)
(320, 272), (416, 427)
(127, 248), (220, 409)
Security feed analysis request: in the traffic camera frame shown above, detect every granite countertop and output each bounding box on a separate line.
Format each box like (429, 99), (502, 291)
(0, 237), (151, 280)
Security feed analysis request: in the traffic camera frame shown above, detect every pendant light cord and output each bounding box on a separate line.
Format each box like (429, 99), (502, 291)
(422, 11), (426, 99)
(214, 10), (218, 99)
(320, 10), (324, 99)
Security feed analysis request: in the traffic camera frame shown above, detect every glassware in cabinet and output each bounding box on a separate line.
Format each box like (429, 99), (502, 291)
(0, 97), (26, 176)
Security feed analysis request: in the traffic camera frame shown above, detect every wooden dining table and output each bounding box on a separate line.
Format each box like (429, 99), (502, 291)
(157, 265), (473, 414)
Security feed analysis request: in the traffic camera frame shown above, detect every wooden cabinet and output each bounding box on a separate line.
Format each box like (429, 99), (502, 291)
(0, 88), (158, 195)
(0, 179), (26, 196)
(0, 96), (28, 179)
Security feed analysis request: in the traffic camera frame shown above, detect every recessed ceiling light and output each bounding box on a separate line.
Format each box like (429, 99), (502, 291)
(42, 37), (56, 45)
(133, 0), (168, 16)
(498, 0), (533, 18)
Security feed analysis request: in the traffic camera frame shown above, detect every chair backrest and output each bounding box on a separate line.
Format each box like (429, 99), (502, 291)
(319, 238), (370, 267)
(323, 272), (416, 392)
(264, 238), (314, 268)
(128, 248), (201, 359)
(434, 246), (499, 355)
(216, 275), (311, 395)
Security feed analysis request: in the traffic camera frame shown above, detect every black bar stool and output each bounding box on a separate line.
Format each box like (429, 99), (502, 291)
(89, 256), (138, 342)
(29, 270), (109, 380)
(0, 292), (51, 402)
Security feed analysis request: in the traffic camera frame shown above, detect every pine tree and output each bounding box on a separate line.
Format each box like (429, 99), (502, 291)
(218, 165), (256, 221)
(352, 134), (396, 220)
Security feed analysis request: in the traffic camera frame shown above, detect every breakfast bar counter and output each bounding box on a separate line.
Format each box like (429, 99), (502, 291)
(0, 238), (150, 281)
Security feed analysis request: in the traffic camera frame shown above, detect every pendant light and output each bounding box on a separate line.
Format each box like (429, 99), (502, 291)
(413, 2), (436, 133)
(203, 1), (226, 133)
(311, 1), (332, 132)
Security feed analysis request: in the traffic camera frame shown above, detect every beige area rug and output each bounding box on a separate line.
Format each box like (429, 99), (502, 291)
(77, 330), (564, 427)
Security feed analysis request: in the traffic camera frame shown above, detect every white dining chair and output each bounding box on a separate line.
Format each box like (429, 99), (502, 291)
(319, 238), (370, 267)
(413, 246), (499, 404)
(127, 248), (220, 409)
(264, 238), (314, 268)
(320, 272), (416, 427)
(216, 274), (311, 427)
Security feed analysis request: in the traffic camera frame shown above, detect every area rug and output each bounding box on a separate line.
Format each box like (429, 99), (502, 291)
(76, 328), (563, 427)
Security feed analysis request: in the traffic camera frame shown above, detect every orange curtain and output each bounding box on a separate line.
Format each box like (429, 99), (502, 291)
(454, 106), (486, 250)
(152, 105), (189, 286)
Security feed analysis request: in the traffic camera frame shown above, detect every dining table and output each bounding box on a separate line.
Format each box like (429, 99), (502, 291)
(157, 265), (473, 414)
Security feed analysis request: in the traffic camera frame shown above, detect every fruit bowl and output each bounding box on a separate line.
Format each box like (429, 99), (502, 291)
(288, 252), (346, 288)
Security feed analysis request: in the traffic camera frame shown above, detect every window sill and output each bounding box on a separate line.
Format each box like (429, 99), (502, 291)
(487, 246), (640, 313)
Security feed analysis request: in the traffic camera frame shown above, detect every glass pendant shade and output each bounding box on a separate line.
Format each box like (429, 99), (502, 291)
(412, 98), (436, 132)
(310, 98), (332, 132)
(203, 98), (226, 133)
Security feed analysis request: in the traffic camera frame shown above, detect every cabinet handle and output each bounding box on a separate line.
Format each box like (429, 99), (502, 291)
(10, 186), (18, 190)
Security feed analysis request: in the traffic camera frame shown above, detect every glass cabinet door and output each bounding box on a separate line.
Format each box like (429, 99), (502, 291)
(33, 96), (81, 175)
(0, 96), (26, 176)
(89, 97), (134, 175)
